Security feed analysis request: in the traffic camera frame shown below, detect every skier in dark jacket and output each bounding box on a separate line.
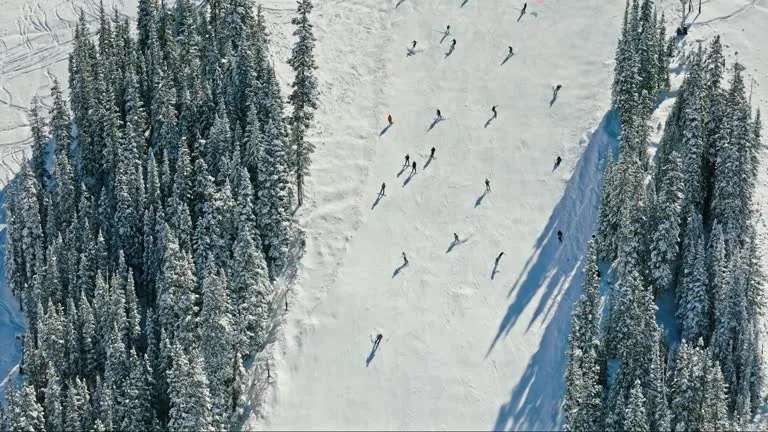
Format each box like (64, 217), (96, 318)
(522, 2), (527, 13)
(405, 154), (410, 166)
(411, 161), (417, 174)
(451, 39), (456, 49)
(554, 84), (562, 96)
(557, 230), (563, 243)
(496, 252), (504, 263)
(492, 105), (497, 117)
(373, 333), (383, 349)
(380, 183), (386, 195)
(412, 40), (417, 49)
(436, 109), (442, 119)
(454, 233), (459, 243)
(402, 252), (409, 265)
(554, 155), (562, 169)
(430, 147), (436, 158)
(388, 114), (393, 125)
(485, 178), (491, 192)
(508, 46), (514, 55)
(446, 25), (451, 34)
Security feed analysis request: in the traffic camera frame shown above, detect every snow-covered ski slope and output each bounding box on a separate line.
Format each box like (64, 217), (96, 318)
(251, 0), (624, 429)
(252, 0), (768, 430)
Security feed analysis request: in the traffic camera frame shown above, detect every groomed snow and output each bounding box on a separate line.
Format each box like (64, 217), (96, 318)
(248, 0), (623, 429)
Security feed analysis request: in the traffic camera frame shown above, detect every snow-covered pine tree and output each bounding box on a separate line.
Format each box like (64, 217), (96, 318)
(168, 343), (215, 432)
(17, 382), (45, 432)
(624, 379), (650, 432)
(649, 150), (684, 294)
(288, 0), (319, 206)
(201, 266), (235, 428)
(676, 206), (709, 343)
(564, 238), (604, 431)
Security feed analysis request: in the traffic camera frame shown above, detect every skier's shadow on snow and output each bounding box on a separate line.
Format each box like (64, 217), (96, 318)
(474, 190), (487, 208)
(440, 31), (450, 44)
(489, 111), (619, 432)
(423, 155), (434, 169)
(392, 262), (408, 278)
(501, 53), (514, 66)
(445, 46), (455, 58)
(446, 237), (470, 253)
(406, 48), (416, 57)
(428, 117), (445, 132)
(485, 116), (496, 128)
(366, 341), (381, 367)
(402, 171), (415, 187)
(397, 164), (408, 177)
(380, 123), (392, 136)
(395, 0), (405, 7)
(517, 10), (525, 22)
(460, 0), (468, 7)
(491, 260), (500, 280)
(371, 192), (384, 210)
(549, 93), (558, 107)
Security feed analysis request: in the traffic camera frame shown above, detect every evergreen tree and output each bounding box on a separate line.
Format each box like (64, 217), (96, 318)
(288, 0), (319, 206)
(649, 151), (684, 293)
(564, 238), (604, 431)
(201, 267), (235, 428)
(624, 379), (650, 432)
(676, 206), (709, 343)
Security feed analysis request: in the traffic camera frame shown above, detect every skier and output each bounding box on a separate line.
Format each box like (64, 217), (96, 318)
(491, 105), (497, 117)
(554, 84), (562, 96)
(412, 40), (417, 49)
(454, 233), (459, 243)
(522, 2), (527, 13)
(496, 252), (504, 263)
(597, 268), (601, 278)
(373, 333), (383, 349)
(411, 160), (417, 174)
(405, 154), (410, 166)
(557, 230), (563, 243)
(508, 46), (514, 55)
(436, 108), (442, 119)
(451, 39), (456, 49)
(446, 25), (451, 34)
(554, 155), (562, 168)
(388, 114), (393, 125)
(485, 178), (491, 192)
(380, 182), (386, 195)
(402, 252), (409, 265)
(430, 147), (436, 158)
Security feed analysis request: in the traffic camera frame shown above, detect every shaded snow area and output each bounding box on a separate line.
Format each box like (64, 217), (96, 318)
(1, 0), (767, 430)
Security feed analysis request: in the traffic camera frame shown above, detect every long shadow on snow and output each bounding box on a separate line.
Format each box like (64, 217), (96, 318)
(489, 110), (619, 431)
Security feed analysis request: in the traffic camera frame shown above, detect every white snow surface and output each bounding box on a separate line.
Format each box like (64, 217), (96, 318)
(0, 0), (767, 429)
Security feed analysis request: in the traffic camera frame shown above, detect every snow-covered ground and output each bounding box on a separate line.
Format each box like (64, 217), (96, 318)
(1, 0), (767, 429)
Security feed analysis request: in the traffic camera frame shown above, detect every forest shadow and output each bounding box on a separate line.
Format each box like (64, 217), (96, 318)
(489, 110), (619, 431)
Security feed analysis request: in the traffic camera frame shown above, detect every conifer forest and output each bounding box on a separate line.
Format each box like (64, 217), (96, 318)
(0, 0), (317, 429)
(565, 1), (765, 431)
